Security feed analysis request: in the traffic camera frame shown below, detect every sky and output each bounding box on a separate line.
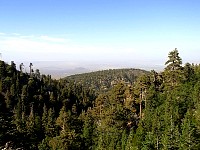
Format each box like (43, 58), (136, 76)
(0, 0), (200, 71)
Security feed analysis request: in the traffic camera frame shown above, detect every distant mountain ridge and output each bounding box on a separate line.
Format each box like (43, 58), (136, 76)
(65, 68), (149, 93)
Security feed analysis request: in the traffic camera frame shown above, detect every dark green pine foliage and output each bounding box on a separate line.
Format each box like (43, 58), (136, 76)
(0, 93), (13, 146)
(66, 68), (149, 93)
(164, 48), (183, 88)
(81, 112), (95, 150)
(1, 49), (200, 149)
(0, 61), (96, 149)
(161, 96), (180, 150)
(180, 109), (199, 149)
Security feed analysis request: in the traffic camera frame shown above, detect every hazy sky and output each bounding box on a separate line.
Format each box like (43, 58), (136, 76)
(0, 0), (199, 69)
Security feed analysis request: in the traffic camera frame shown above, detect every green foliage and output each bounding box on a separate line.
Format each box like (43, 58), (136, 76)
(1, 49), (200, 149)
(66, 68), (149, 93)
(164, 48), (184, 88)
(180, 109), (198, 149)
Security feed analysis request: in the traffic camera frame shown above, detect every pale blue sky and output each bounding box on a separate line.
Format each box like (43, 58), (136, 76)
(0, 0), (199, 70)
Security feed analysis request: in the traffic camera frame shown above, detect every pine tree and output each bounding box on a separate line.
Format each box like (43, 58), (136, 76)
(180, 109), (198, 150)
(82, 113), (94, 150)
(161, 99), (180, 149)
(46, 108), (56, 137)
(164, 48), (183, 88)
(165, 48), (182, 71)
(42, 104), (48, 134)
(125, 129), (136, 150)
(121, 130), (127, 150)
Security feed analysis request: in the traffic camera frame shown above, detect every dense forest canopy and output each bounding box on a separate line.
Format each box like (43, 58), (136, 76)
(66, 68), (149, 93)
(1, 49), (200, 149)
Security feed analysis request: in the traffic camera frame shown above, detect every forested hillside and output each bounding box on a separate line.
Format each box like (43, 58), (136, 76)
(0, 61), (96, 149)
(1, 49), (200, 149)
(66, 68), (149, 93)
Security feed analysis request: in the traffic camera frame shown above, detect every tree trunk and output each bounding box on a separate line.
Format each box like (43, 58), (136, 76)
(140, 88), (142, 118)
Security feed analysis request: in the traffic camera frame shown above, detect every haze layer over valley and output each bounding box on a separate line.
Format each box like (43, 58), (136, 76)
(16, 60), (164, 78)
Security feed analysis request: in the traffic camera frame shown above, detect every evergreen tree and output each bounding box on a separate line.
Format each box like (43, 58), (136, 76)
(164, 48), (183, 88)
(180, 109), (198, 149)
(125, 129), (136, 150)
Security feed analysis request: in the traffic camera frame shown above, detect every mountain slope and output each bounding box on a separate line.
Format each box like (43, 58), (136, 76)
(65, 68), (149, 93)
